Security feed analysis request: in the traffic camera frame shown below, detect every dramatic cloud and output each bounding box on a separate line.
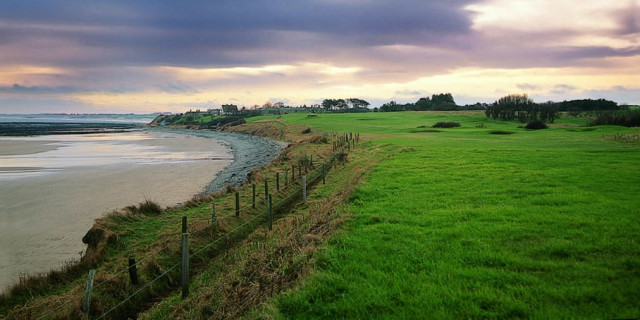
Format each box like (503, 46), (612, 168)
(0, 0), (638, 113)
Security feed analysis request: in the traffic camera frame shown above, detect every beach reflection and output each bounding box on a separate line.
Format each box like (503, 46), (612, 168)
(0, 131), (232, 180)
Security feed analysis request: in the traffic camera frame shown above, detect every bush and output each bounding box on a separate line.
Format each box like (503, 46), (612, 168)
(432, 122), (461, 128)
(301, 128), (312, 134)
(525, 120), (548, 130)
(489, 130), (515, 135)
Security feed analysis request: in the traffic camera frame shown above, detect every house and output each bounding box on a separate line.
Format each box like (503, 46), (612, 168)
(221, 104), (239, 114)
(207, 108), (221, 116)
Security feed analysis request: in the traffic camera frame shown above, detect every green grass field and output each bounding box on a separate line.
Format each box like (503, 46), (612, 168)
(256, 112), (640, 319)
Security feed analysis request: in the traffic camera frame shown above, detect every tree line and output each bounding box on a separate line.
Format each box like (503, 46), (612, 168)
(484, 95), (622, 123)
(378, 94), (486, 112)
(321, 98), (370, 111)
(484, 94), (558, 123)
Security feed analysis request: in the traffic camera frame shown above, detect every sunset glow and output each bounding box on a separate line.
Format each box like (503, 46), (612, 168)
(0, 0), (638, 113)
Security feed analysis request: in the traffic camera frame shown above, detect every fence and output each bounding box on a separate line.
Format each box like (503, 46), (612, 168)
(35, 132), (360, 320)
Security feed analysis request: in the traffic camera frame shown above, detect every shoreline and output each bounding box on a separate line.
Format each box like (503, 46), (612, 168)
(150, 128), (288, 196)
(0, 128), (286, 292)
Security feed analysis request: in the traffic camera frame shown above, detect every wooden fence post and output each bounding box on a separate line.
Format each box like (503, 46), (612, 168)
(82, 269), (96, 315)
(268, 194), (273, 231)
(211, 201), (216, 232)
(264, 179), (269, 199)
(252, 184), (256, 209)
(298, 163), (302, 176)
(292, 165), (295, 182)
(182, 216), (187, 233)
(128, 256), (139, 285)
(302, 175), (307, 204)
(181, 231), (189, 299)
(284, 169), (289, 187)
(235, 192), (240, 217)
(322, 163), (326, 185)
(276, 172), (280, 191)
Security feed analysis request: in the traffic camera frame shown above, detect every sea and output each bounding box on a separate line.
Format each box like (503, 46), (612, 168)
(0, 114), (232, 291)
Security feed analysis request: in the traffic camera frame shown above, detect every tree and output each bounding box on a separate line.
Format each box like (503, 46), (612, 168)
(414, 97), (432, 110)
(431, 93), (455, 105)
(485, 94), (556, 123)
(380, 101), (402, 112)
(347, 98), (370, 109)
(322, 99), (347, 110)
(485, 94), (534, 121)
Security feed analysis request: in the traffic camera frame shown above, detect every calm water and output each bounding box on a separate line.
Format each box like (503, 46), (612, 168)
(0, 130), (232, 291)
(0, 131), (225, 180)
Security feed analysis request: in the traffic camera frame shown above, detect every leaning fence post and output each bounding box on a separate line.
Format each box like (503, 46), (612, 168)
(268, 194), (273, 231)
(211, 201), (217, 232)
(276, 172), (280, 191)
(302, 175), (307, 204)
(235, 192), (240, 217)
(82, 269), (96, 315)
(128, 256), (139, 285)
(323, 163), (326, 185)
(181, 230), (189, 299)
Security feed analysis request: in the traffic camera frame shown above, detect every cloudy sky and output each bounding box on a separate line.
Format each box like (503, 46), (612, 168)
(1, 0), (639, 113)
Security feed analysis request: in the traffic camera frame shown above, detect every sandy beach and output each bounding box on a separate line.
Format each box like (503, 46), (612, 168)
(0, 129), (285, 291)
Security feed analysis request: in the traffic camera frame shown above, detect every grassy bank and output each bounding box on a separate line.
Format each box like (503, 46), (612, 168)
(253, 112), (640, 319)
(3, 111), (639, 318)
(0, 120), (341, 318)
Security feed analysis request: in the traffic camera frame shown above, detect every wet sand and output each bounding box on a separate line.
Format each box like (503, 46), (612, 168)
(0, 140), (58, 156)
(0, 129), (287, 292)
(0, 131), (232, 290)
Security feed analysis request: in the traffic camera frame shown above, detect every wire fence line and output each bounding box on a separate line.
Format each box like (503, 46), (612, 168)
(95, 155), (340, 319)
(35, 132), (356, 320)
(91, 154), (324, 291)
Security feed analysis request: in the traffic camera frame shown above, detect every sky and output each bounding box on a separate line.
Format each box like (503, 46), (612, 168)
(0, 0), (639, 113)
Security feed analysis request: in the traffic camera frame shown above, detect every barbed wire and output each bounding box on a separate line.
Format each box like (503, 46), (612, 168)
(92, 160), (326, 290)
(95, 161), (335, 319)
(35, 145), (346, 320)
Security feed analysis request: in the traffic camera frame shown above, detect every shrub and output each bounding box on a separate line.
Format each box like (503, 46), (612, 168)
(336, 150), (348, 163)
(310, 134), (329, 144)
(137, 199), (163, 216)
(301, 128), (312, 134)
(525, 120), (548, 130)
(489, 130), (515, 135)
(432, 122), (461, 128)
